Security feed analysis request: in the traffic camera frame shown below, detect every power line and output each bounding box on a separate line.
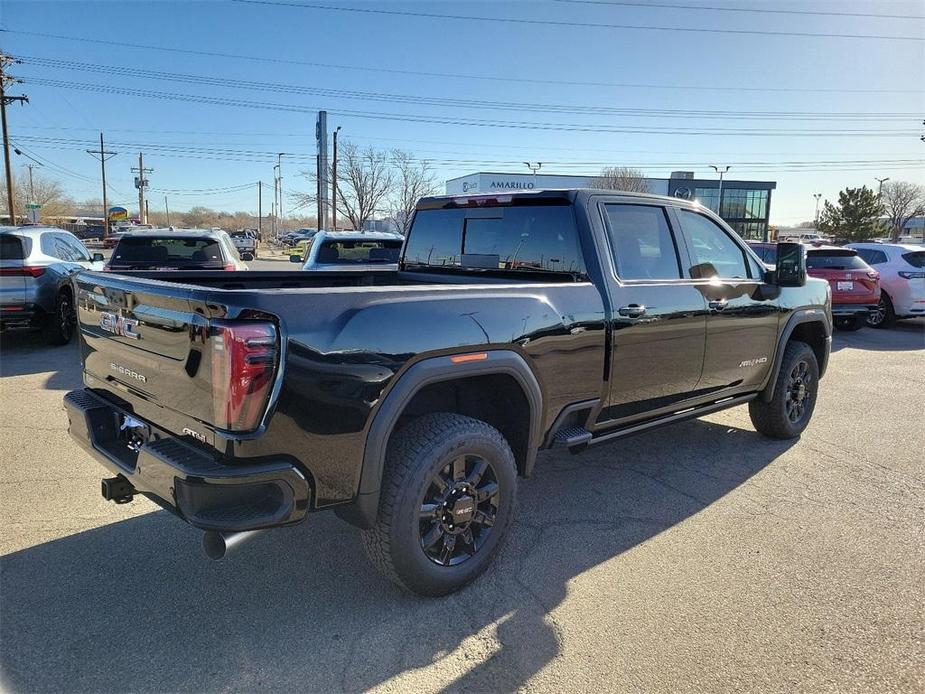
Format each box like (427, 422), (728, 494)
(2, 30), (920, 95)
(231, 0), (925, 41)
(19, 78), (921, 138)
(19, 56), (920, 122)
(553, 0), (924, 20)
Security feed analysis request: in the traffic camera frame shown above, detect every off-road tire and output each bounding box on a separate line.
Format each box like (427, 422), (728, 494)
(361, 413), (517, 597)
(43, 291), (74, 346)
(749, 340), (819, 439)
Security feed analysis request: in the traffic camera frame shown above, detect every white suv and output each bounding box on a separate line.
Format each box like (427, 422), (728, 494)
(846, 242), (925, 327)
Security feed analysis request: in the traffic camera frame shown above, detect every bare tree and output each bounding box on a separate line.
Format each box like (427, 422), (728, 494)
(589, 166), (650, 193)
(296, 141), (394, 230)
(880, 180), (925, 242)
(1, 170), (74, 222)
(387, 149), (440, 235)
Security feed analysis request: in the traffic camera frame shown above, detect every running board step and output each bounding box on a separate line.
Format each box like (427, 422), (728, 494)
(589, 394), (756, 447)
(553, 426), (593, 449)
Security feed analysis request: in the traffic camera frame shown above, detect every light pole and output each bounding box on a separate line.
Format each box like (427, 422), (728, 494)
(332, 126), (341, 231)
(710, 164), (730, 217)
(276, 153), (285, 231)
(524, 162), (542, 187)
(875, 177), (890, 196)
(813, 193), (822, 225)
(273, 164), (280, 238)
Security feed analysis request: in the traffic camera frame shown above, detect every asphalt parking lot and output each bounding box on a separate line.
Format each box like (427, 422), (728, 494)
(1, 321), (923, 692)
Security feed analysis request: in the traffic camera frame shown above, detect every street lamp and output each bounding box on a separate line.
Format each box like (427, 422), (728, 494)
(710, 164), (730, 216)
(332, 126), (341, 231)
(524, 162), (542, 187)
(875, 177), (890, 196)
(277, 153), (286, 229)
(813, 193), (822, 225)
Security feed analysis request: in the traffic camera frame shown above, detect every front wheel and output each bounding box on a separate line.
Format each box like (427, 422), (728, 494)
(749, 340), (819, 439)
(361, 413), (517, 596)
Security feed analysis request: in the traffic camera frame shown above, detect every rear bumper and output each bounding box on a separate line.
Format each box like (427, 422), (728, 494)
(0, 303), (44, 330)
(63, 389), (311, 532)
(831, 303), (878, 316)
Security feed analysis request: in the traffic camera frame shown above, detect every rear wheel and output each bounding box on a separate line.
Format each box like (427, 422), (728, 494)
(43, 291), (74, 346)
(749, 340), (819, 439)
(834, 315), (865, 331)
(867, 292), (896, 329)
(361, 413), (517, 596)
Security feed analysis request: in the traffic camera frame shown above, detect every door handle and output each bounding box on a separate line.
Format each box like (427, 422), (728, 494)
(708, 299), (729, 311)
(618, 304), (646, 318)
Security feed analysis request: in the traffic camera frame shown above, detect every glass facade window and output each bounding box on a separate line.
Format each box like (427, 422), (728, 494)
(721, 189), (768, 220)
(693, 187), (720, 213)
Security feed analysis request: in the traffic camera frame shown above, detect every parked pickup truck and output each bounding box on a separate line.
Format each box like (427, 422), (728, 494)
(229, 229), (257, 260)
(64, 190), (831, 596)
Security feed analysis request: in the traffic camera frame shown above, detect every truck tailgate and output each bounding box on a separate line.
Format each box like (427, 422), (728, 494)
(75, 273), (215, 427)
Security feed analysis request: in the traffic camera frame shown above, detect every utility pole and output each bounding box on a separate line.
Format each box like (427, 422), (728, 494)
(257, 180), (262, 240)
(131, 152), (153, 224)
(813, 193), (822, 224)
(710, 164), (730, 217)
(1, 53), (28, 225)
(316, 111), (328, 229)
(875, 177), (890, 197)
(145, 199), (149, 224)
(332, 126), (341, 231)
(164, 195), (170, 227)
(86, 133), (117, 238)
(26, 163), (34, 200)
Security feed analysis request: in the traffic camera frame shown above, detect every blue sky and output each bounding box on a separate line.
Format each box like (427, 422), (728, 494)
(1, 0), (922, 224)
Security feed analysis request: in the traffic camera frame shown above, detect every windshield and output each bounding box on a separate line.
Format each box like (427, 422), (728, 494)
(806, 250), (869, 270)
(315, 239), (402, 264)
(112, 236), (225, 265)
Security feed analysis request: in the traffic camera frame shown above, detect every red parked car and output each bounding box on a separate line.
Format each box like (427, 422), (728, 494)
(748, 242), (880, 330)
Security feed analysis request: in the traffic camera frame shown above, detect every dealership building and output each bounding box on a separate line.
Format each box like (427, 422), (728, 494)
(446, 171), (776, 240)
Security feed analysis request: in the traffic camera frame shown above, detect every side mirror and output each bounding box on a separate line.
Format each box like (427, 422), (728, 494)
(91, 252), (105, 262)
(289, 254), (303, 263)
(775, 242), (806, 287)
(240, 252), (254, 261)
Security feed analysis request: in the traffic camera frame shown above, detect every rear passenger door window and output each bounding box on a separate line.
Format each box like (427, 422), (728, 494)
(603, 204), (681, 280)
(857, 248), (888, 265)
(675, 210), (750, 279)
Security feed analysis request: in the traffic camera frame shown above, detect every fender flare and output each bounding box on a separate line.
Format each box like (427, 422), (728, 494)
(759, 309), (831, 403)
(340, 350), (543, 529)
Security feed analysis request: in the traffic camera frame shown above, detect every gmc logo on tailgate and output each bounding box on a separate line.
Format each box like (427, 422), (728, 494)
(100, 312), (140, 339)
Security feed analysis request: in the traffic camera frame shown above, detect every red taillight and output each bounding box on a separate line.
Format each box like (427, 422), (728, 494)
(223, 262), (236, 271)
(102, 263), (112, 272)
(211, 320), (278, 431)
(0, 266), (46, 277)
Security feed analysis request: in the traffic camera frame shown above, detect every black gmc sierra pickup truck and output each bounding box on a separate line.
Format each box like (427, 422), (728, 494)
(64, 189), (831, 596)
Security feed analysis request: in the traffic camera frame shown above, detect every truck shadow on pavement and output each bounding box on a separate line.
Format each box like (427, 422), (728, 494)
(0, 332), (83, 390)
(0, 420), (794, 693)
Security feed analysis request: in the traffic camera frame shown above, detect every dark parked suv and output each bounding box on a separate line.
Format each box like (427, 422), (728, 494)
(65, 190), (831, 595)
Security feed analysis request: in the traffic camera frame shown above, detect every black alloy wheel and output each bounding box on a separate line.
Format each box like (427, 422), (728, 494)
(784, 358), (814, 425)
(418, 454), (500, 567)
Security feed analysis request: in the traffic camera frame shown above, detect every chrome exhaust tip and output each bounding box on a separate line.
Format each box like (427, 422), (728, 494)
(202, 529), (264, 560)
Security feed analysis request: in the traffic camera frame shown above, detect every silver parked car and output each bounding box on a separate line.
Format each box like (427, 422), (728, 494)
(0, 226), (105, 344)
(289, 230), (403, 271)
